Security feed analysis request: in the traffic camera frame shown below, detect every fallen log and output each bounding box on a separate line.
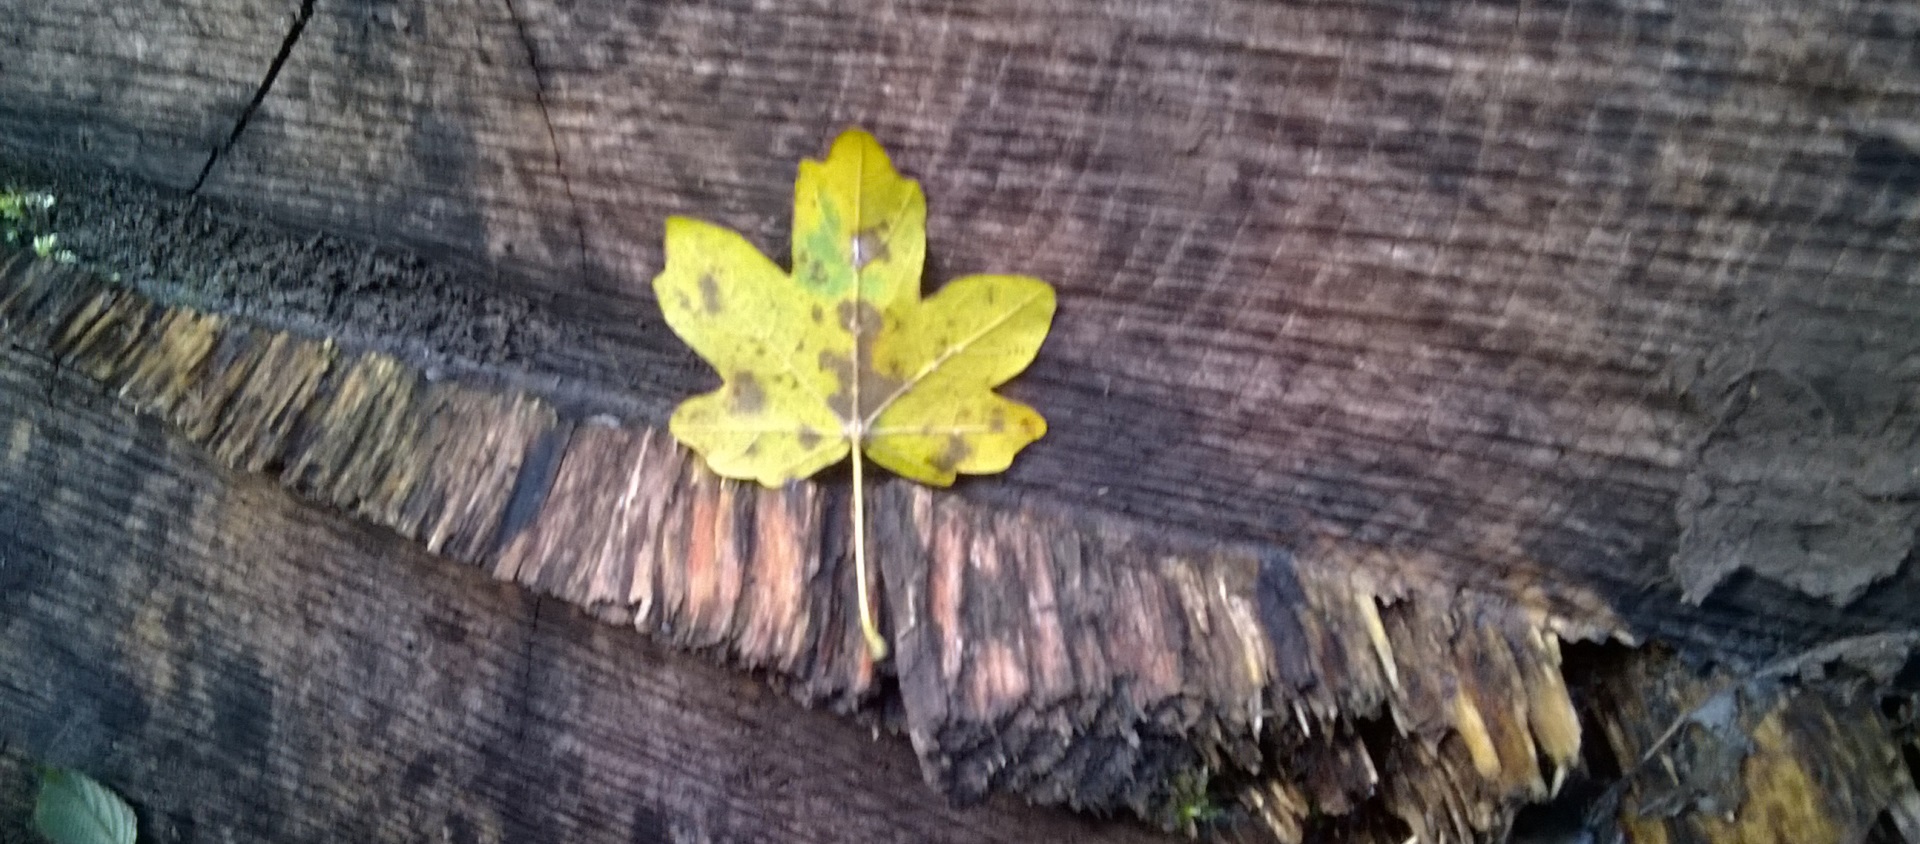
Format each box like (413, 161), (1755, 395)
(5, 0), (1920, 838)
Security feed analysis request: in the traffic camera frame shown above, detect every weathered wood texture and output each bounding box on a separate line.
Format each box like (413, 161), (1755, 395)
(6, 241), (1915, 841)
(0, 0), (297, 186)
(7, 0), (1920, 838)
(0, 327), (1172, 843)
(1579, 643), (1918, 844)
(6, 0), (1919, 669)
(1, 245), (1620, 839)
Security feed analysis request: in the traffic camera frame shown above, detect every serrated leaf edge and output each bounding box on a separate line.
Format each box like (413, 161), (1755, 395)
(34, 767), (137, 844)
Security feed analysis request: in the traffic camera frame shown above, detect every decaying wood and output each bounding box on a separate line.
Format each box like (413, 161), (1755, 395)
(0, 337), (1169, 844)
(5, 0), (1918, 667)
(1581, 644), (1918, 844)
(8, 243), (1912, 842)
(0, 246), (1604, 839)
(6, 0), (1920, 838)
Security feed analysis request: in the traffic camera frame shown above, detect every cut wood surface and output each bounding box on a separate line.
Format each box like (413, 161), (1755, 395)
(5, 0), (1920, 839)
(0, 247), (1613, 839)
(7, 0), (1918, 664)
(0, 334), (1172, 843)
(2, 240), (1913, 842)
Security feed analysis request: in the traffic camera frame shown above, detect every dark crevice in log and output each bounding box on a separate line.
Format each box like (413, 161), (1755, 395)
(189, 0), (314, 194)
(1508, 640), (1638, 843)
(499, 0), (592, 278)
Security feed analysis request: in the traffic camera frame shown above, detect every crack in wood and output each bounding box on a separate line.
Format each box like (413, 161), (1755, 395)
(501, 0), (592, 278)
(189, 0), (315, 194)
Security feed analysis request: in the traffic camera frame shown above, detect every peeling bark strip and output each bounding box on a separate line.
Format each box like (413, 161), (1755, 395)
(489, 421), (873, 702)
(0, 248), (1601, 837)
(30, 247), (1900, 843)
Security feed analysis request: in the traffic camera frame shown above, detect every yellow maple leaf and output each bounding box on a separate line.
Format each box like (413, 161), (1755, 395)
(654, 128), (1056, 657)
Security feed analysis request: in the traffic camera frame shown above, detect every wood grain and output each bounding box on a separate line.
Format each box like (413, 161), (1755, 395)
(7, 0), (1917, 665)
(5, 0), (1920, 837)
(0, 0), (295, 186)
(1, 247), (1619, 839)
(0, 338), (1174, 844)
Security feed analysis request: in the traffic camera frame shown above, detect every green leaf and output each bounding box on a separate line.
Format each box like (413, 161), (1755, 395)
(33, 767), (136, 844)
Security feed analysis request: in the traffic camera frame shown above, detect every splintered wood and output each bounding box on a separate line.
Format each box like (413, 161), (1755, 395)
(873, 483), (1594, 838)
(0, 249), (1683, 841)
(1584, 650), (1912, 844)
(490, 422), (871, 699)
(0, 250), (878, 711)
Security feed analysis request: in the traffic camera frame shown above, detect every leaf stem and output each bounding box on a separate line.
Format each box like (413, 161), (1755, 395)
(852, 443), (888, 660)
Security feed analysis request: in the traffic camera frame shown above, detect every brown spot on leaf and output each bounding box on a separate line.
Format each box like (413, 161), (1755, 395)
(826, 300), (907, 418)
(928, 435), (972, 474)
(820, 348), (905, 421)
(797, 426), (821, 450)
(811, 304), (824, 323)
(988, 407), (1006, 433)
(698, 274), (722, 314)
(730, 371), (765, 413)
(836, 300), (884, 343)
(860, 370), (905, 414)
(820, 351), (854, 418)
